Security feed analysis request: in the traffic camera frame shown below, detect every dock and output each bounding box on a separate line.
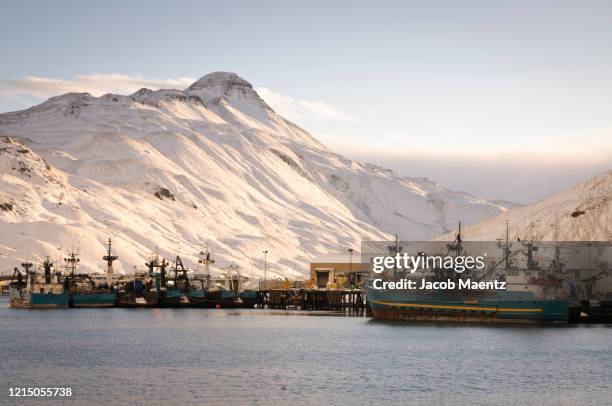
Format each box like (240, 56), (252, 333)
(256, 288), (367, 311)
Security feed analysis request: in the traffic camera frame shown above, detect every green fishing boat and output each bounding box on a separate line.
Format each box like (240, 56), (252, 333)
(63, 251), (116, 308)
(365, 227), (570, 324)
(9, 259), (69, 308)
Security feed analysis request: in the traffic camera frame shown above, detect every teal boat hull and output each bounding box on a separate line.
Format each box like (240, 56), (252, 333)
(238, 290), (258, 308)
(159, 289), (184, 307)
(30, 293), (69, 308)
(207, 289), (236, 307)
(70, 293), (116, 308)
(365, 287), (568, 324)
(188, 290), (208, 306)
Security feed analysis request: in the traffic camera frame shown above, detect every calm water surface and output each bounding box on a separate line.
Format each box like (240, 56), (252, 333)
(1, 297), (611, 405)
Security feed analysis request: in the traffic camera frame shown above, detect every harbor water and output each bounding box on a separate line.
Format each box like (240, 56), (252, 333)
(1, 296), (611, 405)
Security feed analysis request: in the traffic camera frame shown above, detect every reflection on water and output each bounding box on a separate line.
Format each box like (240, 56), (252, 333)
(0, 297), (611, 405)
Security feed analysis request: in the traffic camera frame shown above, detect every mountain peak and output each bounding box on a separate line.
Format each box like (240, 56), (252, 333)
(185, 72), (270, 110)
(187, 71), (252, 91)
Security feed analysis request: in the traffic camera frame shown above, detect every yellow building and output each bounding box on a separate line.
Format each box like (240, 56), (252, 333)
(309, 254), (369, 289)
(0, 277), (11, 294)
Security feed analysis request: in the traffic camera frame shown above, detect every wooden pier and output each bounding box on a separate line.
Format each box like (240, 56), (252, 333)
(256, 288), (367, 311)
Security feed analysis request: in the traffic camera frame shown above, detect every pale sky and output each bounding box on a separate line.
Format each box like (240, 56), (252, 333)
(1, 0), (611, 203)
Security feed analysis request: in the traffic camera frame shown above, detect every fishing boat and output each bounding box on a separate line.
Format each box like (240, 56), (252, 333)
(238, 263), (258, 309)
(221, 263), (257, 308)
(9, 257), (68, 309)
(30, 258), (69, 308)
(116, 275), (159, 308)
(8, 265), (30, 308)
(238, 289), (258, 308)
(206, 285), (236, 307)
(572, 249), (612, 323)
(194, 249), (236, 307)
(63, 251), (116, 308)
(579, 295), (612, 323)
(187, 280), (209, 306)
(183, 249), (216, 307)
(9, 259), (69, 308)
(211, 263), (245, 307)
(150, 256), (182, 307)
(365, 227), (569, 324)
(366, 287), (568, 323)
(167, 256), (192, 307)
(117, 254), (179, 307)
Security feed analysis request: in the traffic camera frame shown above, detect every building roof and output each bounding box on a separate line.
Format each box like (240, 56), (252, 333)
(310, 253), (365, 264)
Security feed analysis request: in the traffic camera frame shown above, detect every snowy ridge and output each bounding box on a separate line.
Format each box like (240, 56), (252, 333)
(0, 72), (508, 276)
(443, 171), (612, 241)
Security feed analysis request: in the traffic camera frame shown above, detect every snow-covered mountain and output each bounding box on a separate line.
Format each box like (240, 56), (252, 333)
(0, 72), (509, 276)
(450, 171), (612, 241)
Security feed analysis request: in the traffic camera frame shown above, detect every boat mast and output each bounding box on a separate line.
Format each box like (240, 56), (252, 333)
(229, 262), (240, 292)
(42, 256), (53, 284)
(103, 238), (118, 287)
(21, 261), (34, 294)
(457, 222), (462, 257)
(145, 255), (159, 290)
(173, 256), (190, 290)
(64, 251), (80, 292)
(505, 220), (510, 270)
(159, 257), (168, 289)
(387, 234), (401, 280)
(198, 247), (214, 288)
(64, 251), (79, 276)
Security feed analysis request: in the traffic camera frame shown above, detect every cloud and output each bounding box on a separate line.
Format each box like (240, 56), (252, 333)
(256, 87), (358, 123)
(3, 73), (196, 99)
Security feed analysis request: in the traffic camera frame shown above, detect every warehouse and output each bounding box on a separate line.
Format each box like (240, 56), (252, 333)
(309, 253), (369, 289)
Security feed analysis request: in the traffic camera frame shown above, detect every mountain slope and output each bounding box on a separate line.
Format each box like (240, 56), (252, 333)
(0, 72), (508, 276)
(451, 171), (612, 241)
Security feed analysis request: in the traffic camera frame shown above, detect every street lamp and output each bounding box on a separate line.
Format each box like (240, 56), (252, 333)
(262, 250), (268, 289)
(348, 248), (354, 287)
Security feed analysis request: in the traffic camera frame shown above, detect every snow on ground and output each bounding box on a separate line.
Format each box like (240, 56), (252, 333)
(0, 72), (512, 277)
(440, 171), (612, 242)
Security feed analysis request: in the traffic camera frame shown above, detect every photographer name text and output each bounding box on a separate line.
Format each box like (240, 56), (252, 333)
(371, 278), (506, 290)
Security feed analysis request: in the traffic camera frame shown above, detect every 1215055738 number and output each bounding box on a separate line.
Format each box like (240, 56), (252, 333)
(8, 387), (72, 397)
